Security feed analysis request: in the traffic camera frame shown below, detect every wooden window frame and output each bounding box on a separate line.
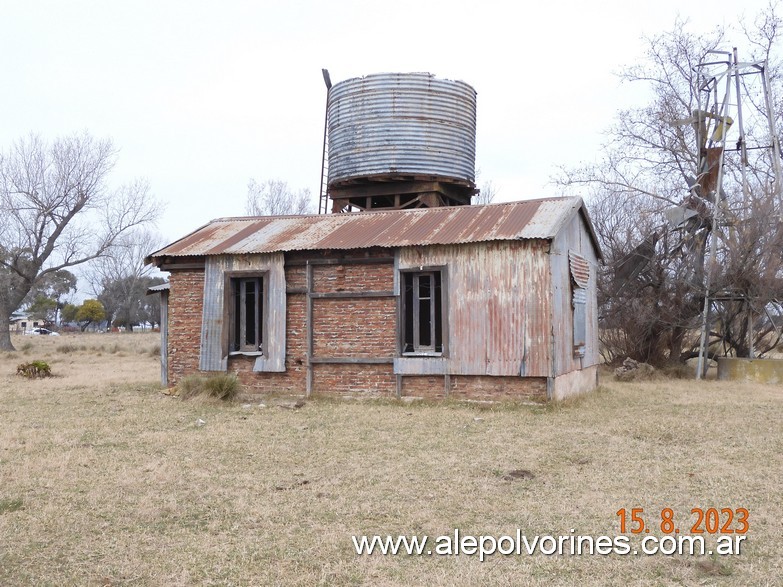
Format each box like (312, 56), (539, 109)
(400, 267), (448, 357)
(224, 271), (268, 357)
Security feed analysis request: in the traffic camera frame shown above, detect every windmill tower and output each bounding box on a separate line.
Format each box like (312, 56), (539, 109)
(684, 49), (783, 377)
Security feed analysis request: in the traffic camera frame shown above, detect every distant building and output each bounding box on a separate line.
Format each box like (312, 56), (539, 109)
(10, 313), (42, 334)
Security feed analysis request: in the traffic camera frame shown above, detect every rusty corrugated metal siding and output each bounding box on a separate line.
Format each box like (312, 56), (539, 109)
(396, 240), (552, 377)
(550, 214), (601, 375)
(149, 198), (591, 261)
(327, 73), (476, 185)
(199, 253), (286, 373)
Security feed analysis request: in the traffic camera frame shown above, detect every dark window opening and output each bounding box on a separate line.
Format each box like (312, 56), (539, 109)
(230, 277), (264, 353)
(402, 271), (443, 354)
(572, 283), (587, 358)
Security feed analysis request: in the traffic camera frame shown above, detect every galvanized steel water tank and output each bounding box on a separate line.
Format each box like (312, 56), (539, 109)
(327, 72), (477, 186)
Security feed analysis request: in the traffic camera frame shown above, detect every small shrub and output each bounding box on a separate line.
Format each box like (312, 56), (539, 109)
(109, 343), (122, 354)
(204, 373), (240, 400)
(16, 360), (52, 379)
(147, 344), (161, 357)
(19, 342), (34, 352)
(177, 373), (240, 401)
(177, 375), (205, 399)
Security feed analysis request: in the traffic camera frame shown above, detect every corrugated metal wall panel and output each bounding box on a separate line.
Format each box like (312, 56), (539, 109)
(200, 256), (230, 371)
(550, 214), (601, 375)
(253, 253), (286, 373)
(398, 240), (551, 377)
(549, 252), (568, 377)
(199, 253), (286, 372)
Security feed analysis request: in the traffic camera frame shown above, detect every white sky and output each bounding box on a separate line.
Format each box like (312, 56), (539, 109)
(1, 0), (775, 247)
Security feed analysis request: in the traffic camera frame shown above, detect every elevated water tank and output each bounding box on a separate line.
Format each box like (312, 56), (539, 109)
(327, 72), (477, 188)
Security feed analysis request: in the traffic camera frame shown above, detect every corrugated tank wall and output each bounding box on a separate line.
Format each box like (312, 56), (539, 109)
(327, 72), (477, 185)
(397, 240), (552, 377)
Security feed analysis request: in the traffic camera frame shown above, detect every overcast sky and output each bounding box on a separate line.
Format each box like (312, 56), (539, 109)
(1, 1), (775, 247)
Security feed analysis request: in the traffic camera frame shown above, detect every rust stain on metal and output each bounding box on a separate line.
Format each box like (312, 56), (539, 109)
(205, 219), (274, 255)
(398, 240), (551, 377)
(568, 251), (590, 288)
(161, 223), (223, 256)
(149, 197), (587, 260)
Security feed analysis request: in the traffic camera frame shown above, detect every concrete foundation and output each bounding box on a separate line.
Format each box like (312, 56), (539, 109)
(717, 358), (783, 385)
(549, 365), (599, 401)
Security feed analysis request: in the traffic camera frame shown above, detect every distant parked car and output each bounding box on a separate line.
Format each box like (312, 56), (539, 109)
(31, 328), (60, 336)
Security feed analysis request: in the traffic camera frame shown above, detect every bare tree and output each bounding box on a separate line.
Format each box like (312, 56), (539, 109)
(473, 180), (497, 205)
(556, 11), (783, 366)
(472, 168), (498, 205)
(88, 228), (166, 331)
(245, 179), (313, 216)
(0, 133), (159, 350)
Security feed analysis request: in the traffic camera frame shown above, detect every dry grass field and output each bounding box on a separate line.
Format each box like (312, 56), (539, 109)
(0, 333), (781, 586)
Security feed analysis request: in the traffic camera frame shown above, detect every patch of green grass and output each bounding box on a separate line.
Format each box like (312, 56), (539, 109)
(0, 497), (23, 514)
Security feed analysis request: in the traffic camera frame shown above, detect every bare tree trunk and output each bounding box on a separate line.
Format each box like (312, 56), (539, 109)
(669, 327), (685, 365)
(0, 310), (15, 351)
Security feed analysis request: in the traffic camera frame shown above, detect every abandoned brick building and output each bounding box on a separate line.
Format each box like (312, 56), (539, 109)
(147, 72), (603, 400)
(147, 196), (602, 401)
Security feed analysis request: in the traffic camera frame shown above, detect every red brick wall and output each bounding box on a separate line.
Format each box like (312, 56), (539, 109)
(401, 375), (546, 402)
(450, 376), (547, 401)
(165, 256), (548, 402)
(228, 293), (308, 394)
(167, 269), (204, 384)
(312, 363), (396, 396)
(237, 261), (397, 396)
(401, 376), (446, 399)
(312, 263), (394, 293)
(313, 298), (396, 358)
(286, 265), (307, 290)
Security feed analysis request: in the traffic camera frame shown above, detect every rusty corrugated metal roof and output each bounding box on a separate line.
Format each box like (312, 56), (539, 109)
(149, 197), (598, 261)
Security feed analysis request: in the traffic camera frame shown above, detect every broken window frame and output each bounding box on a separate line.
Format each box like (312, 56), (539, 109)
(225, 272), (267, 356)
(572, 283), (587, 358)
(400, 267), (448, 356)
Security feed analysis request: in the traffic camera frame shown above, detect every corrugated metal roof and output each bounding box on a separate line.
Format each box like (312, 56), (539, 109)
(146, 282), (170, 294)
(149, 197), (598, 261)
